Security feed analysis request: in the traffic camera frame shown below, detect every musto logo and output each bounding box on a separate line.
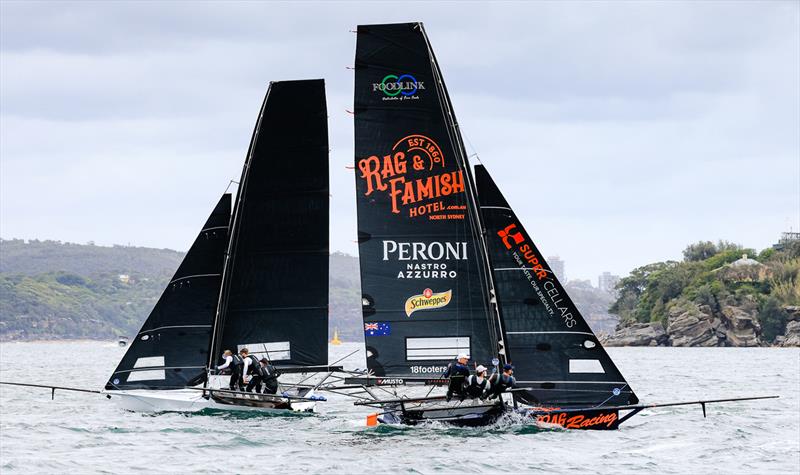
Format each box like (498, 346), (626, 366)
(405, 288), (452, 317)
(358, 134), (466, 219)
(373, 73), (424, 100)
(383, 240), (467, 279)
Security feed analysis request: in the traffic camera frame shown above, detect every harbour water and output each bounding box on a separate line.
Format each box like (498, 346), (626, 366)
(0, 341), (798, 474)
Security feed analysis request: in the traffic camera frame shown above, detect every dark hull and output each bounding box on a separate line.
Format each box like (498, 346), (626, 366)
(379, 401), (506, 427)
(521, 407), (623, 430)
(376, 401), (631, 429)
(210, 391), (293, 410)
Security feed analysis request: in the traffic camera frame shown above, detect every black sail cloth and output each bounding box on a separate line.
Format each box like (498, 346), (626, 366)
(212, 79), (329, 367)
(475, 165), (638, 407)
(106, 194), (231, 390)
(354, 23), (496, 377)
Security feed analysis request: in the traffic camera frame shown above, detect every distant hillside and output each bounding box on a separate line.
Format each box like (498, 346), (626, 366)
(1, 239), (615, 342)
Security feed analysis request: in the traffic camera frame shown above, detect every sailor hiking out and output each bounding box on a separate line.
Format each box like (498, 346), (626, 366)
(484, 364), (516, 399)
(463, 365), (491, 400)
(443, 353), (471, 401)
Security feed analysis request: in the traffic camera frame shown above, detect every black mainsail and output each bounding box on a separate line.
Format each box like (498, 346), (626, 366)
(475, 165), (638, 407)
(210, 79), (330, 367)
(106, 194), (231, 390)
(354, 23), (500, 378)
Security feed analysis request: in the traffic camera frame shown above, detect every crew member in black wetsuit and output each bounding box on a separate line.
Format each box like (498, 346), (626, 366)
(443, 353), (471, 401)
(241, 348), (260, 392)
(464, 365), (491, 400)
(248, 358), (280, 394)
(484, 364), (516, 399)
(228, 349), (245, 391)
(216, 349), (242, 391)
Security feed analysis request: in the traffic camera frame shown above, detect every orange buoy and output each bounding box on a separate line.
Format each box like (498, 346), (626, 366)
(366, 413), (378, 427)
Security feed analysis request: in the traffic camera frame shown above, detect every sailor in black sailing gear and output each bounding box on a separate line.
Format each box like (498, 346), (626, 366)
(240, 348), (260, 392)
(249, 358), (280, 394)
(464, 365), (491, 400)
(217, 349), (243, 391)
(443, 353), (471, 401)
(484, 364), (516, 400)
(228, 349), (246, 391)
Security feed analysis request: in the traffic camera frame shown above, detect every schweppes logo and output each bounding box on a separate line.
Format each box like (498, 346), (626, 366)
(404, 288), (452, 317)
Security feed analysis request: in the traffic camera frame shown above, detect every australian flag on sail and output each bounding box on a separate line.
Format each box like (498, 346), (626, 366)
(364, 322), (391, 337)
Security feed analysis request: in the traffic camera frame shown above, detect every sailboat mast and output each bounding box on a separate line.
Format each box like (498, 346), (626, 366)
(206, 85), (273, 371)
(418, 24), (508, 365)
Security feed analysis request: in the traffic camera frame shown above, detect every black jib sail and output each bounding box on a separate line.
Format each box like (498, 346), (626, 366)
(210, 79), (329, 367)
(475, 165), (638, 407)
(106, 194), (231, 390)
(354, 23), (499, 378)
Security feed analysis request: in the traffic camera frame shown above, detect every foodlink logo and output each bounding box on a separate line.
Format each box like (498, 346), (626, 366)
(404, 288), (452, 317)
(373, 73), (425, 99)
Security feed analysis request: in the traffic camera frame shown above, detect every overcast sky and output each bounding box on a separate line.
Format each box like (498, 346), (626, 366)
(1, 1), (798, 282)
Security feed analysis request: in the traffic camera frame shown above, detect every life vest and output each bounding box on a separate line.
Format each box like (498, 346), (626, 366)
(491, 373), (515, 393)
(464, 375), (489, 398)
(245, 355), (259, 375)
(231, 354), (244, 372)
(255, 363), (276, 380)
(445, 363), (469, 393)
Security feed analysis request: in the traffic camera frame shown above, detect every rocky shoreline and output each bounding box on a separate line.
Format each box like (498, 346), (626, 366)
(603, 305), (800, 347)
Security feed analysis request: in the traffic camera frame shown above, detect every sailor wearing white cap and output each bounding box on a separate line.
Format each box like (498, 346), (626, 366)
(443, 353), (471, 401)
(464, 364), (491, 399)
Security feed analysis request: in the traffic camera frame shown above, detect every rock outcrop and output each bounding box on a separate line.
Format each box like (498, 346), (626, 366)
(719, 305), (761, 347)
(776, 306), (800, 347)
(665, 303), (723, 346)
(603, 321), (668, 347)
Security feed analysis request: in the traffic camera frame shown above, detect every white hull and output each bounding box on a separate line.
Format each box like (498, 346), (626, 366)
(103, 375), (317, 414)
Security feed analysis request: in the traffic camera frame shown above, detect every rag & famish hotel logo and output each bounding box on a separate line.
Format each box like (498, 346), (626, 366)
(373, 73), (424, 101)
(357, 134), (466, 219)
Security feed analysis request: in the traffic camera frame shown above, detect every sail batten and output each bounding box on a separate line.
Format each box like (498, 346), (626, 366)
(210, 79), (329, 367)
(105, 194), (231, 390)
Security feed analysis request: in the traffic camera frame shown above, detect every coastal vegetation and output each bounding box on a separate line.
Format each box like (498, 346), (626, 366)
(608, 238), (800, 346)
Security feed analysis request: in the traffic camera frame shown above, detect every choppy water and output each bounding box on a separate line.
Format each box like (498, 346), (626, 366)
(0, 342), (798, 474)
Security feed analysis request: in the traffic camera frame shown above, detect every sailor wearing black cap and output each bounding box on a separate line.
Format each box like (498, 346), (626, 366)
(443, 353), (471, 401)
(484, 364), (516, 399)
(463, 365), (491, 399)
